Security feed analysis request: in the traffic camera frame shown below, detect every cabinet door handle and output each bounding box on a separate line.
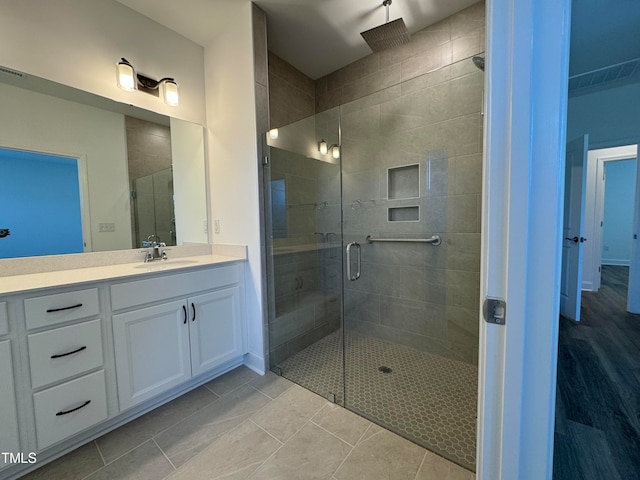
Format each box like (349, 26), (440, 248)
(55, 399), (91, 416)
(46, 303), (83, 313)
(182, 305), (187, 324)
(51, 346), (87, 359)
(191, 303), (196, 322)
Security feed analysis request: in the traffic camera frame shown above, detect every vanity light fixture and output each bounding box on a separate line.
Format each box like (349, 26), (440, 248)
(318, 139), (328, 155)
(116, 58), (179, 106)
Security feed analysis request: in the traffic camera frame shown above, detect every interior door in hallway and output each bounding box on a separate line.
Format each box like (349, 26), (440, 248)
(560, 134), (589, 321)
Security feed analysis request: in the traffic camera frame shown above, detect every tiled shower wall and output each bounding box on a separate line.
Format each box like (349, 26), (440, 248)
(125, 116), (174, 248)
(314, 2), (485, 113)
(341, 59), (483, 365)
(266, 1), (485, 365)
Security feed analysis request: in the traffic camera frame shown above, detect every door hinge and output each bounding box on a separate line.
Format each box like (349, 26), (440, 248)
(262, 155), (269, 166)
(483, 297), (506, 325)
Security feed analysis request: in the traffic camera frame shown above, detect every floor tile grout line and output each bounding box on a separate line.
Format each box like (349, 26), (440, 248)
(79, 439), (156, 480)
(309, 418), (364, 448)
(248, 418), (285, 445)
(353, 422), (375, 447)
(94, 440), (106, 466)
(142, 383), (273, 455)
(153, 437), (177, 472)
(331, 440), (356, 479)
(245, 402), (332, 479)
(413, 451), (429, 480)
(97, 388), (223, 465)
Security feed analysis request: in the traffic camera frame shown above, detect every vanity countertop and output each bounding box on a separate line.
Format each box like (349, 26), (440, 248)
(0, 254), (245, 296)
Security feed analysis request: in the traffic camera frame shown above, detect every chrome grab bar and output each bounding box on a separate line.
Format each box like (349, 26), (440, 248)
(365, 235), (441, 246)
(345, 241), (361, 281)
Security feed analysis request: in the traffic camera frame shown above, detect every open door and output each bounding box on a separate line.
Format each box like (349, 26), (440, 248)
(560, 135), (589, 321)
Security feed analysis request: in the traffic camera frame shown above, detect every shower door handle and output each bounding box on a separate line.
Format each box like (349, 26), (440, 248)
(346, 241), (361, 281)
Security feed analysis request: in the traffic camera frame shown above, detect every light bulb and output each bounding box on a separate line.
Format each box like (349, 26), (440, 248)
(163, 80), (179, 106)
(331, 145), (340, 159)
(318, 140), (328, 155)
(116, 61), (136, 92)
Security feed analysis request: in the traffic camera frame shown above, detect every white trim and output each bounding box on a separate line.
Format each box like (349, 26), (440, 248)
(628, 147), (640, 313)
(478, 0), (571, 478)
(584, 146), (638, 291)
(76, 154), (93, 253)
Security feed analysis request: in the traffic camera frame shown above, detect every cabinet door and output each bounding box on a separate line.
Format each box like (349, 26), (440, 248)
(0, 340), (20, 465)
(189, 286), (245, 377)
(113, 300), (191, 410)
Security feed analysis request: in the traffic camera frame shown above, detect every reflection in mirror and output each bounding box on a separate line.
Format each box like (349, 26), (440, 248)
(0, 67), (208, 259)
(125, 117), (176, 248)
(0, 149), (86, 257)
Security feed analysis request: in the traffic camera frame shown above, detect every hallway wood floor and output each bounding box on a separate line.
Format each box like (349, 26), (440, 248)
(554, 266), (640, 480)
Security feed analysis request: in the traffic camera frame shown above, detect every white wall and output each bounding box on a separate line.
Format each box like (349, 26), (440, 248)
(0, 0), (205, 125)
(0, 83), (131, 252)
(567, 83), (640, 149)
(203, 2), (265, 372)
(602, 159), (637, 265)
(170, 118), (208, 246)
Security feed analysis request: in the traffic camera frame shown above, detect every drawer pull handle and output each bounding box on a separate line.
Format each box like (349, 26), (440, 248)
(55, 399), (91, 416)
(50, 346), (87, 359)
(191, 303), (196, 322)
(182, 305), (187, 324)
(46, 303), (83, 313)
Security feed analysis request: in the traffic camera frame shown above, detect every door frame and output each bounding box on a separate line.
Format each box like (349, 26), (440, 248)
(583, 146), (638, 291)
(478, 0), (571, 478)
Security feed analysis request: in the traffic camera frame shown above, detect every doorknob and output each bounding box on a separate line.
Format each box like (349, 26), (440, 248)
(564, 236), (587, 243)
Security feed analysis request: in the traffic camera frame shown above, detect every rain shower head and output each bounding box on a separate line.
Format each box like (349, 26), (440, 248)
(472, 56), (485, 71)
(360, 0), (410, 53)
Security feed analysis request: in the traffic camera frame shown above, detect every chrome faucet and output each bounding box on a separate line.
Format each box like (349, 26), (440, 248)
(143, 235), (167, 262)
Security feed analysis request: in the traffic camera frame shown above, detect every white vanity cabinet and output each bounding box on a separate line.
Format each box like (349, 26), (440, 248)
(189, 286), (244, 376)
(0, 256), (248, 479)
(111, 264), (246, 410)
(0, 336), (21, 469)
(23, 288), (109, 451)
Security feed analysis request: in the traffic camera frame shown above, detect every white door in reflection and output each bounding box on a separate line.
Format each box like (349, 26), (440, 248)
(0, 147), (85, 258)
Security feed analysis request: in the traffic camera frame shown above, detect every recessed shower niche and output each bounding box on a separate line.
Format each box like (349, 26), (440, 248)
(387, 164), (420, 221)
(388, 164), (419, 199)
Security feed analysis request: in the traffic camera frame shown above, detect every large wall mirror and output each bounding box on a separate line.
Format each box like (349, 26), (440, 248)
(0, 67), (208, 259)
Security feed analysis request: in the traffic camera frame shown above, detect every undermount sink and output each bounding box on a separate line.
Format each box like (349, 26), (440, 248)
(132, 259), (200, 270)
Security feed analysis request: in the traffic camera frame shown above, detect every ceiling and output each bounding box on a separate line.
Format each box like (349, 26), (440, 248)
(117, 0), (640, 80)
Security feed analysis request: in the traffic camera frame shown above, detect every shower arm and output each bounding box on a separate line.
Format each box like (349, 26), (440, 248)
(383, 0), (391, 23)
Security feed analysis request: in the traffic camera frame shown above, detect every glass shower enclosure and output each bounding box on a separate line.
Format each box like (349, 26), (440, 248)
(263, 56), (483, 471)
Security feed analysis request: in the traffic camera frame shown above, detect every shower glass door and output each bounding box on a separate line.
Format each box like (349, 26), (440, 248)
(339, 57), (482, 471)
(264, 107), (344, 404)
(264, 55), (483, 471)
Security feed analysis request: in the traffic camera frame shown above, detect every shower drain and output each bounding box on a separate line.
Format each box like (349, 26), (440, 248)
(378, 366), (393, 374)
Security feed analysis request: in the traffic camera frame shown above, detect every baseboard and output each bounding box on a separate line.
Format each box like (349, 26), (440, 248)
(243, 351), (266, 375)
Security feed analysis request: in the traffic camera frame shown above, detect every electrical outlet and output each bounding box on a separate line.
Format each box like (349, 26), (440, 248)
(214, 219), (221, 234)
(98, 222), (115, 232)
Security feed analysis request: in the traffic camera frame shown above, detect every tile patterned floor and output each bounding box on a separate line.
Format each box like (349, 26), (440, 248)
(279, 330), (478, 471)
(19, 366), (474, 480)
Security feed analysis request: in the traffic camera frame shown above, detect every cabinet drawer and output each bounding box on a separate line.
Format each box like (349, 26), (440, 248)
(110, 264), (241, 311)
(25, 288), (100, 330)
(0, 302), (7, 336)
(28, 319), (104, 389)
(33, 370), (108, 450)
